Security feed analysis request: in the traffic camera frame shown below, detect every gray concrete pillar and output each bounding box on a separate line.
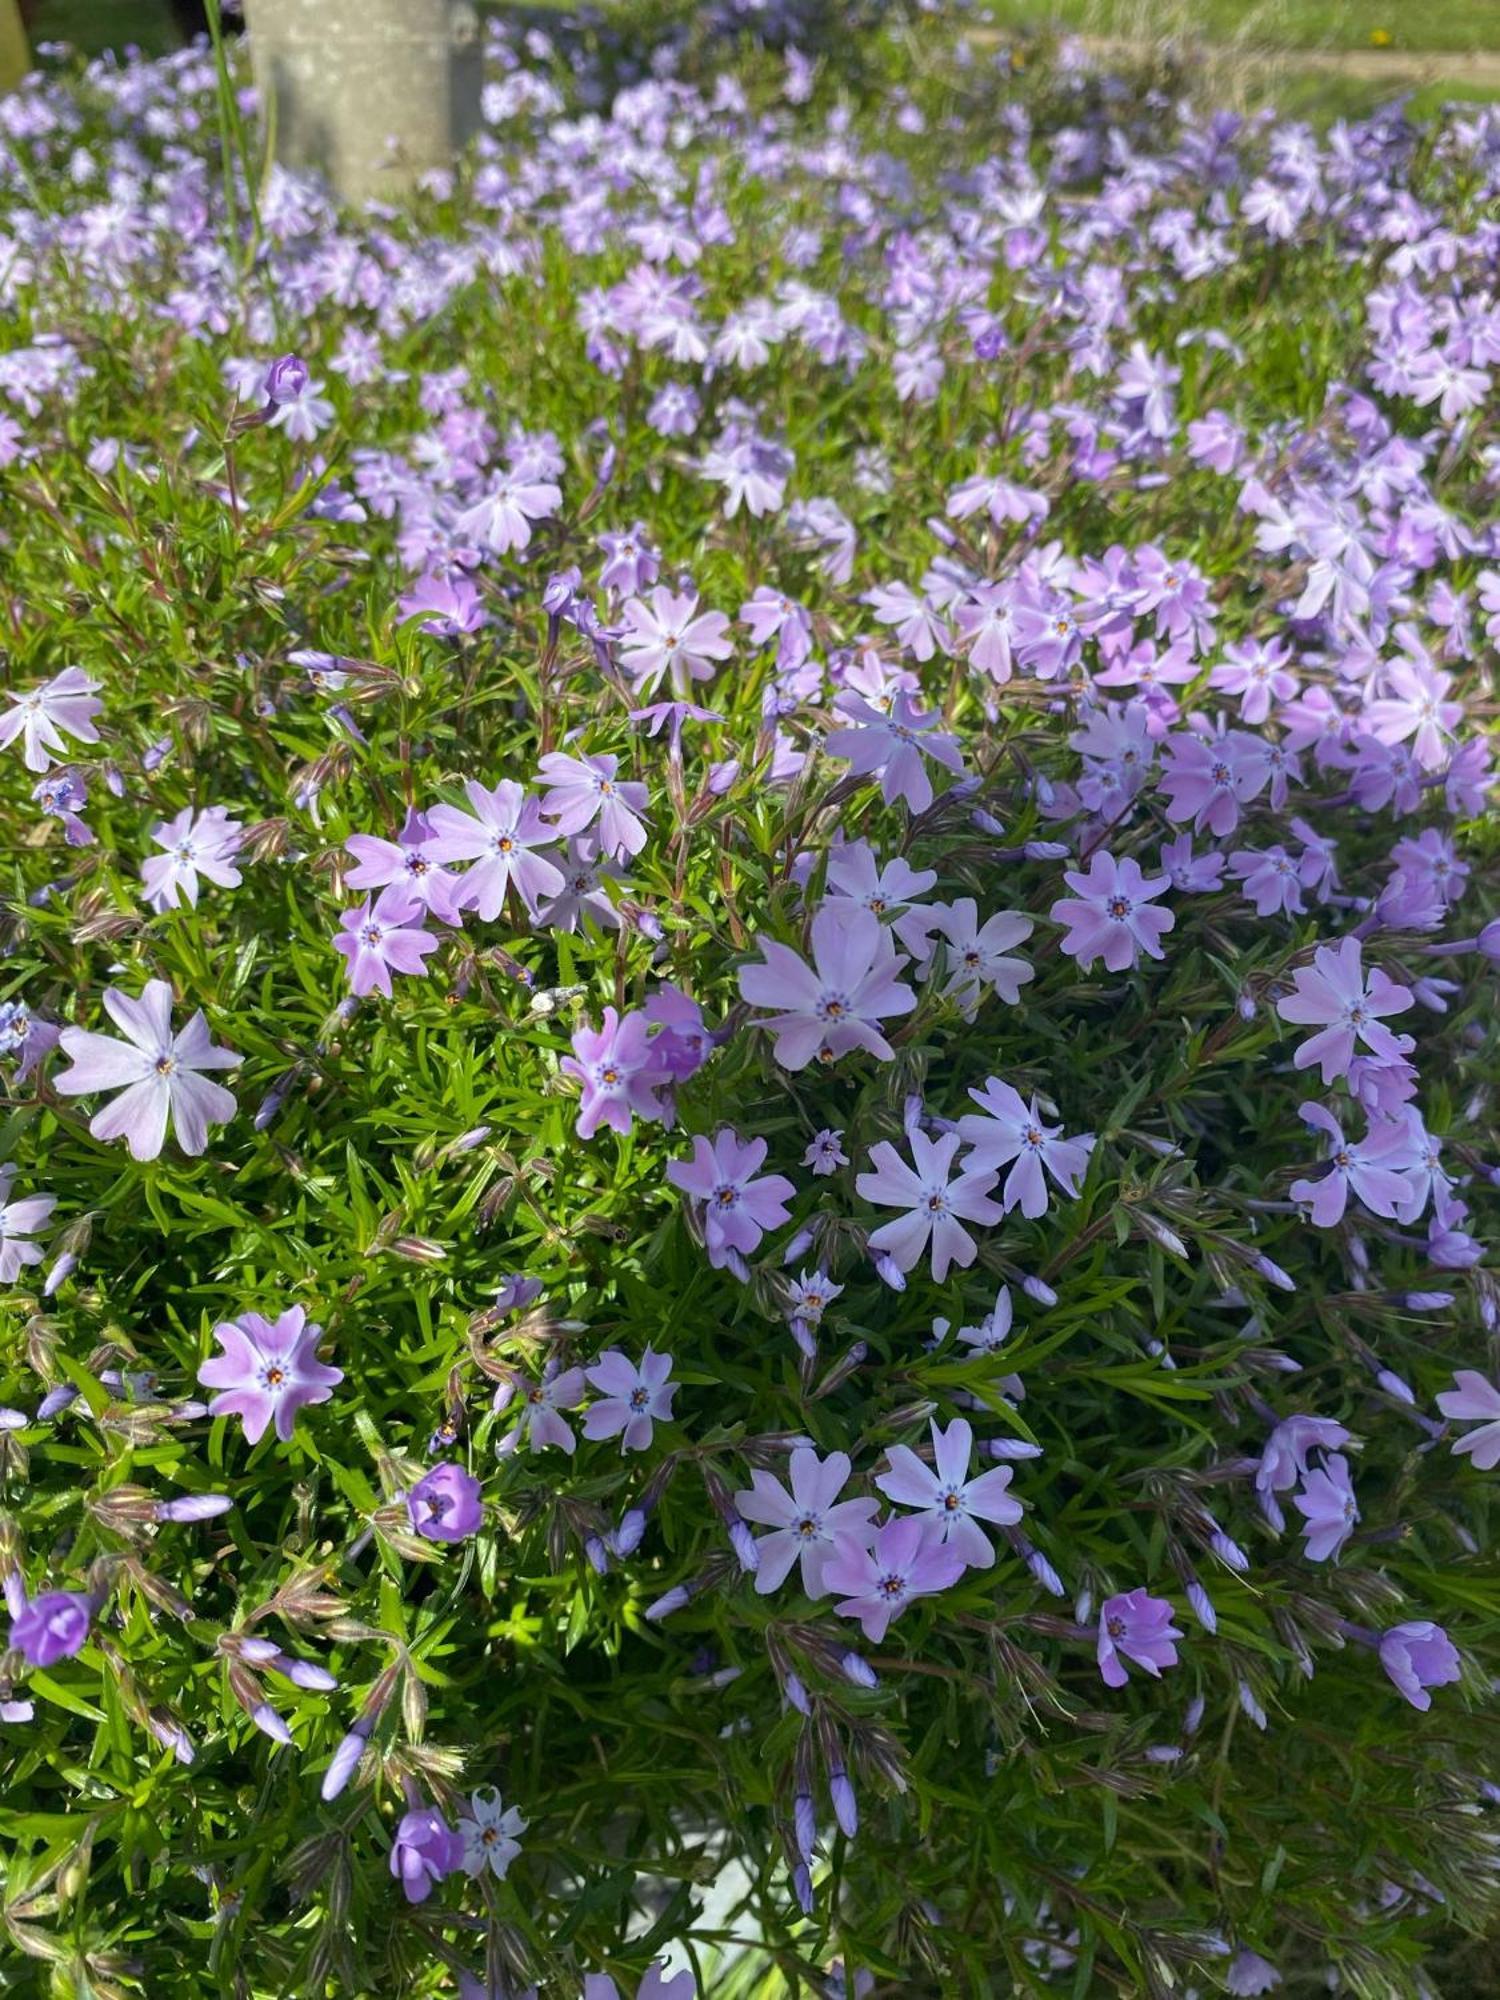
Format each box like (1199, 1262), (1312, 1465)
(243, 0), (482, 204)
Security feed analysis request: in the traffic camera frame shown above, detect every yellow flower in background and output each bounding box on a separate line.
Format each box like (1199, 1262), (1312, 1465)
(1370, 27), (1393, 46)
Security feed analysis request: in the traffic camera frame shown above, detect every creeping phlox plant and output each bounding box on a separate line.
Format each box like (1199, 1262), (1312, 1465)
(0, 4), (1498, 1996)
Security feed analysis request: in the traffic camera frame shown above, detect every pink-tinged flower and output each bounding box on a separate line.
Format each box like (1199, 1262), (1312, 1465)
(535, 750), (649, 859)
(874, 1417), (1023, 1569)
(397, 572), (487, 636)
(1097, 1589), (1183, 1688)
(856, 1131), (1001, 1283)
(1157, 730), (1268, 836)
(424, 779), (565, 920)
(493, 1362), (587, 1457)
(825, 690), (965, 814)
(1289, 1101), (1420, 1228)
(1363, 642), (1462, 771)
(739, 904), (915, 1070)
(56, 980), (238, 1161)
(332, 886), (438, 998)
(0, 667), (103, 773)
(390, 1804), (464, 1904)
(803, 1128), (848, 1175)
(956, 1076), (1095, 1220)
(562, 1007), (672, 1139)
(1255, 1414), (1351, 1530)
(1378, 1621), (1461, 1711)
(582, 1348), (677, 1452)
(197, 1305), (342, 1445)
(141, 805), (244, 912)
(666, 1129), (795, 1271)
(453, 471), (561, 556)
(1052, 851), (1174, 973)
(0, 1166), (54, 1284)
(824, 1515), (966, 1641)
(344, 809), (466, 925)
(9, 1589), (91, 1667)
(1435, 1371), (1500, 1471)
(1292, 1453), (1358, 1562)
(824, 840), (938, 956)
(925, 900), (1034, 1014)
(618, 587), (732, 697)
(407, 1462), (483, 1543)
(1275, 937), (1414, 1084)
(458, 1787), (526, 1880)
(734, 1446), (879, 1596)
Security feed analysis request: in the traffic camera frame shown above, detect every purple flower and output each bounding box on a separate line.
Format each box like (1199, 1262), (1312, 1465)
(641, 985), (712, 1080)
(9, 1589), (91, 1667)
(141, 805), (244, 912)
(424, 780), (565, 921)
(55, 980), (238, 1161)
(739, 904), (915, 1070)
(1157, 730), (1267, 837)
(874, 1417), (1023, 1569)
(344, 810), (466, 925)
(666, 1129), (795, 1271)
(925, 900), (1035, 1014)
(856, 1131), (1001, 1283)
(956, 1076), (1095, 1220)
(332, 886), (439, 998)
(197, 1306), (342, 1445)
(493, 1362), (587, 1457)
(536, 750), (649, 859)
(1292, 1453), (1359, 1562)
(562, 1007), (672, 1139)
(389, 1804), (464, 1904)
(1435, 1371), (1500, 1471)
(262, 353), (308, 405)
(582, 1348), (677, 1452)
(1378, 1621), (1461, 1711)
(0, 667), (103, 774)
(1363, 643), (1462, 771)
(458, 1786), (526, 1879)
(1052, 851), (1174, 973)
(407, 1462), (483, 1542)
(824, 1515), (965, 1642)
(1275, 937), (1414, 1084)
(0, 1165), (54, 1284)
(454, 472), (561, 556)
(1289, 1102), (1420, 1228)
(618, 586), (732, 696)
(1255, 1415), (1351, 1531)
(1225, 1949), (1282, 1995)
(824, 690), (965, 814)
(397, 572), (488, 636)
(803, 1128), (848, 1175)
(733, 1447), (878, 1596)
(1097, 1589), (1183, 1688)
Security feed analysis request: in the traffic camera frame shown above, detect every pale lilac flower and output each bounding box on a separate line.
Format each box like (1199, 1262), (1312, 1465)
(539, 836), (625, 934)
(536, 750), (648, 859)
(9, 1589), (91, 1667)
(56, 981), (238, 1160)
(824, 1515), (965, 1642)
(956, 1076), (1095, 1220)
(1225, 1948), (1282, 1995)
(862, 581), (950, 660)
(562, 1007), (672, 1139)
(493, 1363), (587, 1457)
(1228, 846), (1304, 919)
(1275, 937), (1413, 1083)
(1292, 1453), (1359, 1562)
(198, 1306), (342, 1445)
(1255, 1415), (1351, 1531)
(734, 1447), (878, 1596)
(582, 1348), (677, 1452)
(803, 1129), (848, 1175)
(786, 1267), (843, 1344)
(618, 587), (732, 696)
(1378, 1622), (1461, 1711)
(458, 1787), (526, 1879)
(454, 471), (561, 555)
(1097, 1589), (1183, 1688)
(825, 690), (965, 814)
(407, 1463), (483, 1543)
(585, 1966), (691, 2000)
(666, 1129), (795, 1270)
(332, 887), (438, 998)
(1157, 730), (1267, 837)
(0, 1167), (54, 1284)
(0, 1000), (60, 1083)
(390, 1805), (463, 1904)
(926, 900), (1034, 1013)
(344, 809), (465, 924)
(424, 780), (565, 919)
(141, 806), (244, 911)
(1364, 644), (1462, 771)
(1435, 1371), (1500, 1470)
(874, 1417), (1023, 1568)
(1289, 1102), (1420, 1227)
(824, 840), (937, 956)
(856, 1131), (1001, 1283)
(0, 667), (103, 773)
(397, 572), (488, 636)
(266, 367), (333, 442)
(739, 904), (915, 1069)
(1053, 851), (1173, 973)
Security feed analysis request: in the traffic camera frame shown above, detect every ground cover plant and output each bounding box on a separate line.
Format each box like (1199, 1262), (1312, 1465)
(1, 5), (1499, 1995)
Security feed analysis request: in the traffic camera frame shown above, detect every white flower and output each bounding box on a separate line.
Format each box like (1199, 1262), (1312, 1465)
(459, 1786), (527, 1879)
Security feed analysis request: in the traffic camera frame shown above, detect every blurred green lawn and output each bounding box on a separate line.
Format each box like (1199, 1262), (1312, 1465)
(984, 0), (1500, 55)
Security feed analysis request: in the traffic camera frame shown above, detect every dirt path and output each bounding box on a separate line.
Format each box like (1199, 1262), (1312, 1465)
(974, 28), (1500, 89)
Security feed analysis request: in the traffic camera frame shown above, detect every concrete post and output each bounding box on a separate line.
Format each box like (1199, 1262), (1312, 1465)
(243, 0), (482, 204)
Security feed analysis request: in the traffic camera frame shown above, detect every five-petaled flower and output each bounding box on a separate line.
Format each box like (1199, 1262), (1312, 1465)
(55, 980), (239, 1161)
(197, 1306), (343, 1445)
(739, 903), (916, 1069)
(874, 1416), (1024, 1569)
(582, 1348), (677, 1452)
(824, 1515), (966, 1643)
(733, 1447), (879, 1597)
(1052, 850), (1174, 973)
(856, 1130), (1002, 1283)
(1275, 936), (1414, 1084)
(666, 1128), (795, 1272)
(1096, 1588), (1183, 1688)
